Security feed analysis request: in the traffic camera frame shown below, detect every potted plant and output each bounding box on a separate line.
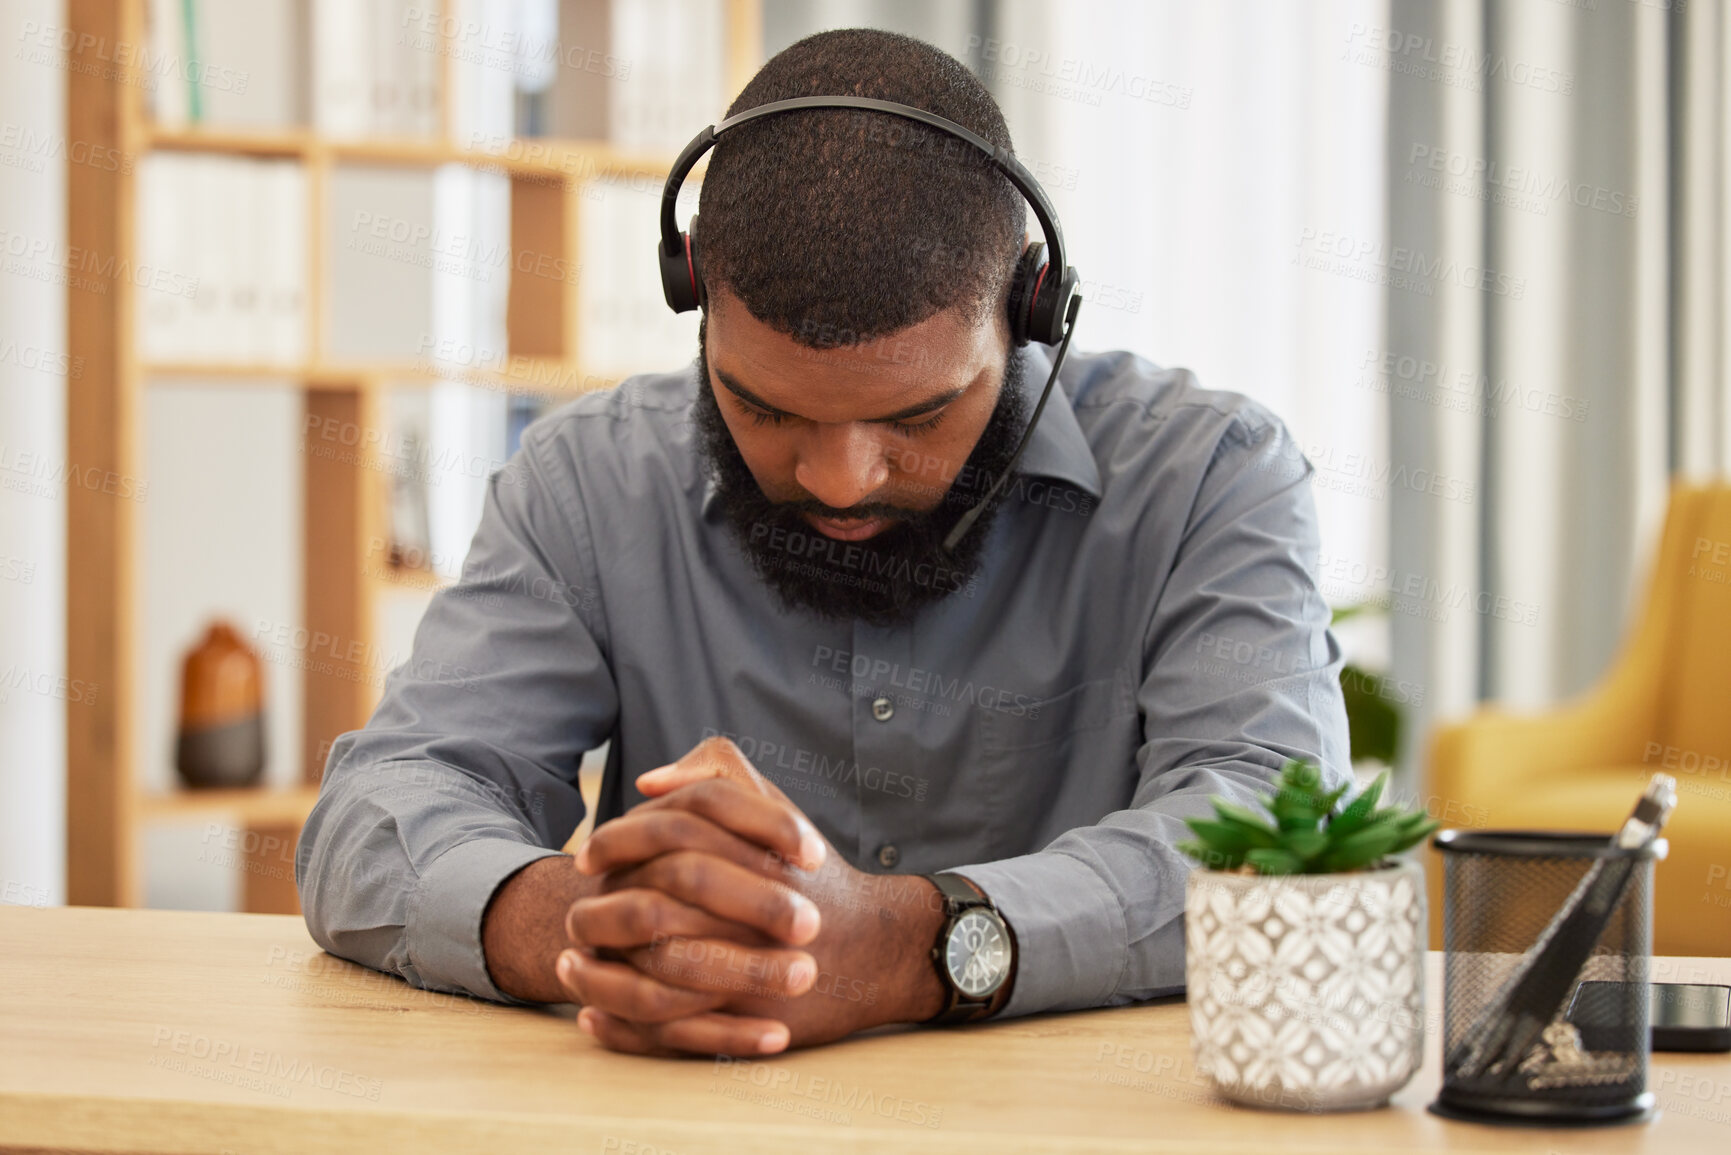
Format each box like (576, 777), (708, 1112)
(1180, 760), (1438, 1111)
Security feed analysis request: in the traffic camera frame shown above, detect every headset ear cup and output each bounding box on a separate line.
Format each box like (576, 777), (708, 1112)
(1028, 267), (1078, 346)
(658, 233), (698, 313)
(657, 214), (705, 313)
(1005, 243), (1045, 347)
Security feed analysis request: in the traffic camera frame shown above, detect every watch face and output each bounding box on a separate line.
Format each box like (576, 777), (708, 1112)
(944, 908), (1010, 998)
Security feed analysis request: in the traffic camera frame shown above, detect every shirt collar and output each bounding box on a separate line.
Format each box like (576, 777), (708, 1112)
(699, 343), (1102, 516)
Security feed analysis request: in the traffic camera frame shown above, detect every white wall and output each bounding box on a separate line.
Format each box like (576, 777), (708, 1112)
(0, 0), (68, 907)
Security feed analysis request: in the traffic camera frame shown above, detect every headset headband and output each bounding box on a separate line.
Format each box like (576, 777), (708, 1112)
(658, 94), (1068, 284)
(657, 93), (1086, 551)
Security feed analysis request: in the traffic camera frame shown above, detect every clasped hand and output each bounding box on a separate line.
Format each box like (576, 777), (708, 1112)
(555, 737), (942, 1056)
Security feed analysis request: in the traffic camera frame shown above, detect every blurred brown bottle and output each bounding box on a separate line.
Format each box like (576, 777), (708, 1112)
(175, 620), (266, 789)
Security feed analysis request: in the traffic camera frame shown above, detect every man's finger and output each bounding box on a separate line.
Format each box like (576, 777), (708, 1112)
(565, 887), (767, 951)
(580, 1007), (791, 1057)
(627, 938), (817, 1000)
(656, 1010), (793, 1055)
(635, 735), (795, 807)
(627, 778), (826, 873)
(578, 1007), (792, 1057)
(623, 850), (822, 945)
(576, 807), (778, 876)
(555, 949), (726, 1024)
(577, 1007), (662, 1055)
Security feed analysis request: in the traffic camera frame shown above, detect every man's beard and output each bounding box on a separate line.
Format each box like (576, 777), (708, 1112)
(693, 338), (1028, 627)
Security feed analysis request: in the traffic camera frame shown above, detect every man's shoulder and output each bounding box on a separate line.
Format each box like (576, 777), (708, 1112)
(526, 366), (698, 437)
(513, 367), (702, 494)
(1064, 349), (1291, 465)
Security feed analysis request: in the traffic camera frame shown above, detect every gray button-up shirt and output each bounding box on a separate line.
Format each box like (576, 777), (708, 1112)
(296, 346), (1351, 1019)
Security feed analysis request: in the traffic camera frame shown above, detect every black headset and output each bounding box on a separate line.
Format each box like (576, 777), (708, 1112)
(657, 94), (1085, 550)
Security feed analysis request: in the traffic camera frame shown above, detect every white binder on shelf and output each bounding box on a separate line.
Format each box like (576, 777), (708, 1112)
(313, 0), (371, 137)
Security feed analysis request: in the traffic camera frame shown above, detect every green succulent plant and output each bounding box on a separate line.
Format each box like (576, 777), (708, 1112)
(1178, 758), (1439, 874)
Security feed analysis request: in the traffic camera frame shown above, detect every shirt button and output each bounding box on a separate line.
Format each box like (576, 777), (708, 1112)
(871, 696), (894, 722)
(877, 843), (900, 869)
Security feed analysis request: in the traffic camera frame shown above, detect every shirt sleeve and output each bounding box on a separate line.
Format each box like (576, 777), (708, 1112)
(295, 422), (618, 1004)
(954, 411), (1352, 1018)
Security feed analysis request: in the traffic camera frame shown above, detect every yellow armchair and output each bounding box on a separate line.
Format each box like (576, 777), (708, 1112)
(1426, 483), (1731, 957)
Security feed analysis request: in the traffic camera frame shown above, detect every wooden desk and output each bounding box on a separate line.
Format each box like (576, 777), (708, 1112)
(1, 907), (1727, 1154)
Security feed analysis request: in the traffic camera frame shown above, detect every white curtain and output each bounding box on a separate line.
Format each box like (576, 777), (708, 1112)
(992, 0), (1395, 749)
(1385, 0), (1731, 769)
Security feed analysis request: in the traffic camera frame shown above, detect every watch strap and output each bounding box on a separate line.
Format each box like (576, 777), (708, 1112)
(929, 870), (987, 913)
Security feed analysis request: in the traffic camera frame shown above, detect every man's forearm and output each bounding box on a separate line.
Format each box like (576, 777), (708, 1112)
(482, 854), (601, 1002)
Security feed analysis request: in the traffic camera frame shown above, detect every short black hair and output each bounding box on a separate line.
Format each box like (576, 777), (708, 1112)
(697, 28), (1025, 347)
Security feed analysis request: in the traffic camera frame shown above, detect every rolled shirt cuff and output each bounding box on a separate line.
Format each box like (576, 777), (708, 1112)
(949, 850), (1129, 1019)
(406, 836), (569, 1004)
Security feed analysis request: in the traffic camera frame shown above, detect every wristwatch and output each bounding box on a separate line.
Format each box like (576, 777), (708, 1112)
(923, 872), (1015, 1025)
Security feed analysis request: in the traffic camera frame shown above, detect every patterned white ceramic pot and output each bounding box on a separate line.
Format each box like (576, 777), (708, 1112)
(1184, 859), (1425, 1111)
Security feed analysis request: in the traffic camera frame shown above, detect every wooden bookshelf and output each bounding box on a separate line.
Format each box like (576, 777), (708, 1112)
(65, 0), (764, 914)
(137, 786), (323, 826)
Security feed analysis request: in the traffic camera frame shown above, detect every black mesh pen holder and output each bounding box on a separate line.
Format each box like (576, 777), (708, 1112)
(1431, 829), (1665, 1126)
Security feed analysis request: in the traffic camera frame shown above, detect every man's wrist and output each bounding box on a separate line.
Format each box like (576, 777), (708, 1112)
(877, 874), (947, 1026)
(480, 854), (601, 1003)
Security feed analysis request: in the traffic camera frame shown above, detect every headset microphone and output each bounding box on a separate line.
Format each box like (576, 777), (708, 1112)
(657, 95), (1084, 552)
(941, 294), (1082, 554)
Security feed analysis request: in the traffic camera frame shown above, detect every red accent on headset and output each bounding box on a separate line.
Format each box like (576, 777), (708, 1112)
(1027, 261), (1050, 331)
(684, 235), (699, 305)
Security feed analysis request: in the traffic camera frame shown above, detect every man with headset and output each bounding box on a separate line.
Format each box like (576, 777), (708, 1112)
(298, 29), (1350, 1056)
